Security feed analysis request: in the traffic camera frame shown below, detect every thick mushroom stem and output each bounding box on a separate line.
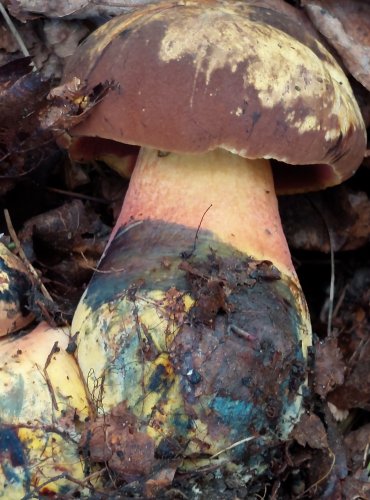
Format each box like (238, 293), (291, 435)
(113, 148), (295, 276)
(72, 147), (311, 477)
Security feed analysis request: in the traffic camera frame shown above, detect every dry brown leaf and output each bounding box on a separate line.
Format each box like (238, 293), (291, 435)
(314, 337), (345, 398)
(0, 14), (87, 76)
(279, 185), (370, 253)
(0, 18), (39, 65)
(19, 199), (109, 257)
(0, 56), (107, 177)
(344, 423), (370, 471)
(342, 475), (370, 499)
(292, 412), (329, 450)
(79, 401), (179, 489)
(40, 77), (114, 133)
(5, 0), (159, 20)
(36, 19), (89, 78)
(0, 57), (52, 175)
(328, 336), (370, 411)
(303, 0), (370, 90)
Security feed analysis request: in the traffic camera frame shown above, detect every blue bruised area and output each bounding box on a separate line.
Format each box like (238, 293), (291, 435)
(0, 257), (31, 311)
(210, 396), (254, 430)
(0, 374), (25, 419)
(0, 427), (28, 485)
(0, 428), (25, 467)
(82, 222), (224, 311)
(147, 364), (172, 393)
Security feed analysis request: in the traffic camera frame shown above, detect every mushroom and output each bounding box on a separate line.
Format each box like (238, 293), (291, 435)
(61, 0), (366, 481)
(0, 322), (91, 496)
(0, 242), (34, 335)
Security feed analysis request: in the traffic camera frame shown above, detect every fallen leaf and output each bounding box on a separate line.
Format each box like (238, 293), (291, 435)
(5, 0), (160, 20)
(40, 78), (114, 133)
(314, 337), (345, 397)
(344, 423), (370, 471)
(302, 0), (370, 90)
(292, 412), (329, 449)
(342, 475), (370, 499)
(0, 57), (54, 180)
(279, 185), (370, 252)
(19, 199), (109, 258)
(328, 336), (370, 411)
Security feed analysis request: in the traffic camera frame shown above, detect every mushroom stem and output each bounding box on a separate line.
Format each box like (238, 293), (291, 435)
(112, 147), (295, 277)
(72, 147), (311, 475)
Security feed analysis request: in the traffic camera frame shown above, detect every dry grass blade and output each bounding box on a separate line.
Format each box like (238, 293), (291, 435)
(209, 435), (256, 460)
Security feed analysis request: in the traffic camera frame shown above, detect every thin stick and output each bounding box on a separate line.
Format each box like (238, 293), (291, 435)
(47, 187), (110, 205)
(332, 284), (347, 320)
(4, 209), (54, 302)
(43, 341), (60, 411)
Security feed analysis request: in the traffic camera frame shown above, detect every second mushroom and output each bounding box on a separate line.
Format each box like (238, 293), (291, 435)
(61, 0), (365, 482)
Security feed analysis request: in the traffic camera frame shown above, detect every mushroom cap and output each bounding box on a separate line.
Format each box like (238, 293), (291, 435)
(63, 0), (366, 192)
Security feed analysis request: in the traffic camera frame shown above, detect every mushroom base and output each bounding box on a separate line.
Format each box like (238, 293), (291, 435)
(0, 243), (35, 336)
(0, 323), (91, 497)
(72, 219), (311, 482)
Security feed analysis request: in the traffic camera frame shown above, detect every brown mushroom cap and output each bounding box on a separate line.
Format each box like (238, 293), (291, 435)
(63, 0), (366, 192)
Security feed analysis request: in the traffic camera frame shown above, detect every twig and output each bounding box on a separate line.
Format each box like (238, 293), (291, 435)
(0, 2), (36, 69)
(21, 467), (107, 499)
(296, 447), (335, 498)
(228, 323), (256, 341)
(332, 284), (347, 320)
(4, 208), (54, 302)
(181, 204), (212, 259)
(327, 227), (335, 336)
(47, 187), (110, 204)
(43, 341), (60, 411)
